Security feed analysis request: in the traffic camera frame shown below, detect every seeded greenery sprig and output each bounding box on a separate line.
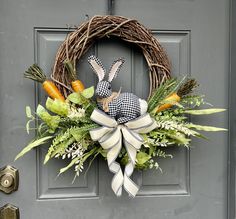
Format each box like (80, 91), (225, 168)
(177, 78), (199, 97)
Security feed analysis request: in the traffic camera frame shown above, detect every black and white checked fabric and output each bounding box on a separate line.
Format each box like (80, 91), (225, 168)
(95, 81), (112, 98)
(97, 92), (141, 124)
(88, 55), (142, 124)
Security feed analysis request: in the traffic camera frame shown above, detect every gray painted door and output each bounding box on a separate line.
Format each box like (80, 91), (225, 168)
(0, 0), (230, 218)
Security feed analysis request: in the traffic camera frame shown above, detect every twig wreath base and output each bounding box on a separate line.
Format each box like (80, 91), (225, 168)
(52, 15), (171, 98)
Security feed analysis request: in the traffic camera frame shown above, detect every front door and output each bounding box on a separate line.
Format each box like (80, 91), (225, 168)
(0, 1), (230, 218)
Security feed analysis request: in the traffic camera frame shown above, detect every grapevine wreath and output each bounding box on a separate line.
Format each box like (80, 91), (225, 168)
(16, 15), (226, 197)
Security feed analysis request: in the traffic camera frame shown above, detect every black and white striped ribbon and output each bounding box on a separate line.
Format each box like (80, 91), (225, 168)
(89, 109), (157, 197)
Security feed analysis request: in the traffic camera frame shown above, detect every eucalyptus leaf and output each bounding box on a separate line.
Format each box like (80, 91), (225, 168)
(67, 92), (83, 104)
(120, 154), (129, 166)
(81, 86), (94, 99)
(136, 152), (151, 165)
(184, 108), (226, 115)
(46, 98), (69, 116)
(15, 136), (53, 160)
(36, 104), (60, 133)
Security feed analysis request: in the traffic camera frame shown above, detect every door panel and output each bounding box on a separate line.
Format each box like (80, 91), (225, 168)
(0, 0), (230, 218)
(35, 29), (191, 199)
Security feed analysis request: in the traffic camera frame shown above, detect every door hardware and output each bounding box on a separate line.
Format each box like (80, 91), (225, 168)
(0, 204), (19, 219)
(0, 166), (19, 194)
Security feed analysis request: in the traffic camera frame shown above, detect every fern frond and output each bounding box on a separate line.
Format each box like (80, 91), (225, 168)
(44, 124), (98, 164)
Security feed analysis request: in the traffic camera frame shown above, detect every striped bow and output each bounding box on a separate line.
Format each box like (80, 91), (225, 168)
(89, 109), (157, 197)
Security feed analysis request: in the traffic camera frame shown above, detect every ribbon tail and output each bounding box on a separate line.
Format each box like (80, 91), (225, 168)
(124, 162), (139, 197)
(106, 134), (124, 196)
(123, 141), (140, 197)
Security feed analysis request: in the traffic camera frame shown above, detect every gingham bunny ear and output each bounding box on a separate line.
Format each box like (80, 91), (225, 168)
(108, 58), (125, 82)
(88, 55), (106, 82)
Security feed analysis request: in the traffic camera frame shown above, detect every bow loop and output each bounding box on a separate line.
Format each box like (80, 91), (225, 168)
(91, 109), (118, 127)
(99, 128), (121, 150)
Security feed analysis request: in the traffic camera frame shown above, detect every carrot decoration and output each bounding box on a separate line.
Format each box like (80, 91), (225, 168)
(157, 93), (180, 112)
(156, 79), (198, 112)
(71, 80), (85, 93)
(24, 64), (65, 102)
(64, 59), (85, 92)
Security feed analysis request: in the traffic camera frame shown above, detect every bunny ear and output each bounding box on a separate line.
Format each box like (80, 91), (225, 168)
(88, 55), (106, 82)
(108, 58), (125, 82)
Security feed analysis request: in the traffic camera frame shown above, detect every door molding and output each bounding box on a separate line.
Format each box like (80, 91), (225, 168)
(229, 0), (235, 218)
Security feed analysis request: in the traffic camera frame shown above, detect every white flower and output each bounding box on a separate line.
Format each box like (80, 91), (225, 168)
(68, 107), (85, 119)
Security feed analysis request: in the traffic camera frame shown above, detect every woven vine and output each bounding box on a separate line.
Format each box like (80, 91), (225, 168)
(52, 15), (171, 98)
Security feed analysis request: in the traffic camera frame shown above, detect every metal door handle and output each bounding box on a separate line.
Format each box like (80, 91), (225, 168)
(0, 204), (19, 219)
(0, 166), (19, 194)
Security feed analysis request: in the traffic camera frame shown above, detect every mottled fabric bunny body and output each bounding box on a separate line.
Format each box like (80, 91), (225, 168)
(88, 55), (147, 124)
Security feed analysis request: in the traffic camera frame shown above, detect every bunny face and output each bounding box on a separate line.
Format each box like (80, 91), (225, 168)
(96, 81), (112, 98)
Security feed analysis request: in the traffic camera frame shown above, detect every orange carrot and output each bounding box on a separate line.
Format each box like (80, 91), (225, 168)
(24, 64), (65, 102)
(71, 80), (85, 92)
(157, 93), (180, 112)
(42, 80), (65, 101)
(64, 59), (85, 92)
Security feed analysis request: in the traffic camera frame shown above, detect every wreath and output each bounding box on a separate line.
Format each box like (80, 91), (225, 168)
(15, 15), (226, 197)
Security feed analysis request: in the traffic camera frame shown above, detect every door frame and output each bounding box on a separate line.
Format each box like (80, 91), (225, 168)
(229, 0), (235, 218)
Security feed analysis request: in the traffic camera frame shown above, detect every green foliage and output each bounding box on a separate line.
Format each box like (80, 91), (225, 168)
(67, 90), (96, 114)
(184, 108), (226, 115)
(59, 157), (80, 174)
(148, 78), (177, 113)
(15, 136), (53, 160)
(67, 92), (83, 104)
(155, 149), (173, 159)
(136, 152), (151, 165)
(64, 59), (77, 81)
(24, 64), (46, 83)
(25, 106), (35, 134)
(44, 124), (98, 164)
(81, 86), (94, 99)
(155, 120), (200, 137)
(46, 98), (69, 116)
(180, 95), (205, 107)
(19, 76), (227, 179)
(67, 87), (94, 103)
(59, 147), (98, 175)
(26, 106), (33, 118)
(36, 105), (60, 133)
(186, 123), (227, 131)
(148, 77), (186, 113)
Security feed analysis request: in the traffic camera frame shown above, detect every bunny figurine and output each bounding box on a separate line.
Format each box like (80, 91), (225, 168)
(88, 55), (148, 124)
